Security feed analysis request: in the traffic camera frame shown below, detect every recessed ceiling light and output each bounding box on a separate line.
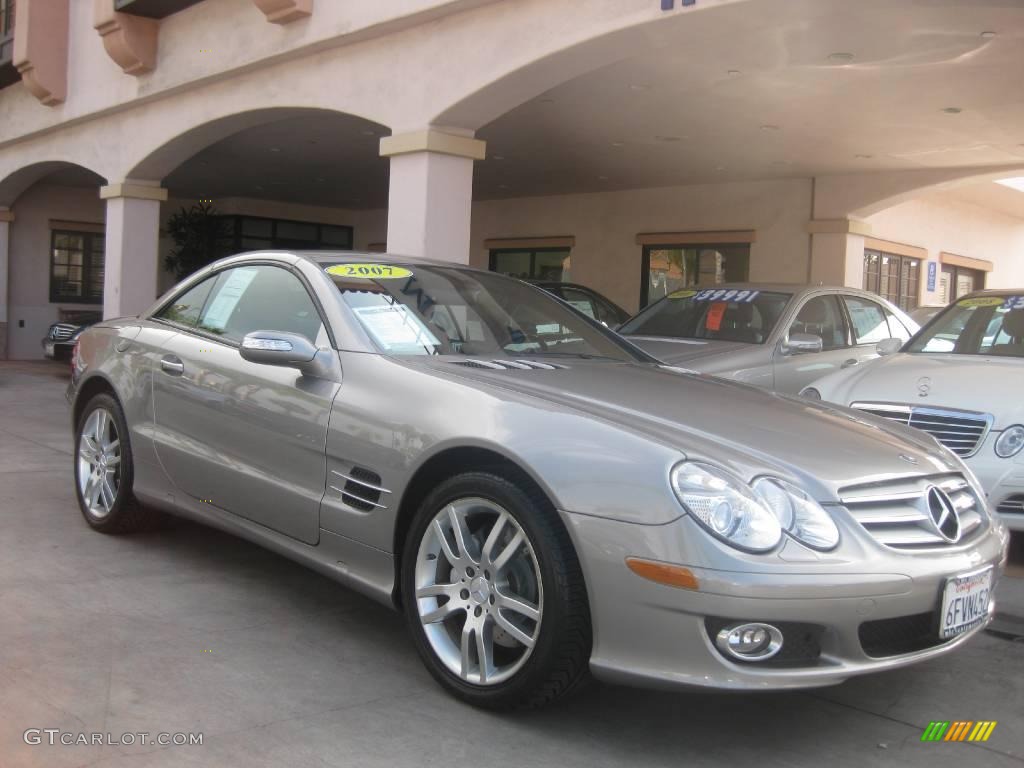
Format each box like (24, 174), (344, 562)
(727, 69), (742, 76)
(630, 84), (650, 91)
(715, 165), (725, 171)
(598, 175), (609, 180)
(855, 153), (874, 159)
(611, 141), (626, 147)
(759, 124), (779, 131)
(498, 184), (510, 189)
(827, 52), (855, 62)
(269, 147), (281, 153)
(361, 129), (377, 136)
(771, 160), (790, 166)
(942, 106), (963, 114)
(492, 155), (505, 161)
(980, 31), (997, 38)
(655, 135), (682, 142)
(539, 98), (555, 104)
(315, 177), (326, 182)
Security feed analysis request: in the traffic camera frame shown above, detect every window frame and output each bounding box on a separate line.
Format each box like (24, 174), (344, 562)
(488, 247), (572, 282)
(49, 229), (105, 305)
(787, 293), (851, 351)
(862, 249), (921, 311)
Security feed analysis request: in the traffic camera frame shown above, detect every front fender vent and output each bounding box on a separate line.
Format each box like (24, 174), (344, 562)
(330, 467), (390, 512)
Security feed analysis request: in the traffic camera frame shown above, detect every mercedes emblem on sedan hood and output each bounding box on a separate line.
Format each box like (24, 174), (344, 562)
(926, 486), (962, 543)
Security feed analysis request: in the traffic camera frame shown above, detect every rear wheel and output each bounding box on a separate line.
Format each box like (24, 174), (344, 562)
(402, 471), (591, 709)
(74, 393), (161, 533)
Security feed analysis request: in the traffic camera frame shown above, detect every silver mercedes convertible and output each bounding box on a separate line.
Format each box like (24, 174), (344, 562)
(68, 251), (1009, 709)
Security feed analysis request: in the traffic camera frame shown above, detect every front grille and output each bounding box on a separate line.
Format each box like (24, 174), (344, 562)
(704, 618), (823, 667)
(48, 323), (78, 341)
(997, 495), (1024, 517)
(852, 402), (993, 457)
(859, 610), (951, 657)
(839, 473), (986, 550)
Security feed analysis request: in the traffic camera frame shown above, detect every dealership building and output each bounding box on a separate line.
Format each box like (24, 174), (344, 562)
(1, 0), (1023, 359)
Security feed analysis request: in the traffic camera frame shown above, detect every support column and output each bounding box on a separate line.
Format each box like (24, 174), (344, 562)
(100, 182), (167, 320)
(0, 209), (12, 360)
(380, 129), (485, 262)
(806, 219), (872, 287)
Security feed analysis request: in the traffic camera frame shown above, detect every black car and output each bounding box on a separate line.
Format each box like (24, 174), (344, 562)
(42, 313), (100, 360)
(532, 281), (630, 327)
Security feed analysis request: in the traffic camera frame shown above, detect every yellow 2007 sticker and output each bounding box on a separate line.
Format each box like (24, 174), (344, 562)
(326, 264), (413, 280)
(668, 289), (698, 300)
(957, 296), (1004, 308)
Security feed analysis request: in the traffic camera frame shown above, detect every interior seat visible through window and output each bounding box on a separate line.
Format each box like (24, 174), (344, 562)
(790, 296), (846, 350)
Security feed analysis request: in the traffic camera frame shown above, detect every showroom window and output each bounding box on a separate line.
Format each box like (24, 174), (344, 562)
(50, 230), (105, 304)
(211, 215), (353, 258)
(863, 249), (920, 311)
(939, 264), (986, 303)
(640, 243), (750, 308)
(489, 248), (571, 282)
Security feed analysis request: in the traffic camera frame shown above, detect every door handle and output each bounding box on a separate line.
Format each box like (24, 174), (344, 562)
(841, 358), (859, 369)
(160, 355), (185, 375)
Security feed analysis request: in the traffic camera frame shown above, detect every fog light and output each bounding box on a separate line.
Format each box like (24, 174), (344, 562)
(715, 622), (783, 661)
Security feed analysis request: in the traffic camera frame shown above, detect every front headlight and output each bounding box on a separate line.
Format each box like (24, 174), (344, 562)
(753, 477), (840, 551)
(670, 463), (782, 552)
(995, 425), (1024, 459)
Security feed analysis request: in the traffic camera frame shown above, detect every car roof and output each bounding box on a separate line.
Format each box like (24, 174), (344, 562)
(958, 288), (1023, 298)
(277, 249), (487, 271)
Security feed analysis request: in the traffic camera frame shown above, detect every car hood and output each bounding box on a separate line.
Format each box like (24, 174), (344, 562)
(622, 336), (752, 366)
(814, 352), (1024, 426)
(412, 358), (960, 500)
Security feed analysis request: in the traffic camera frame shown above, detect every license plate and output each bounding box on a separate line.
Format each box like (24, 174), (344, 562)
(939, 568), (993, 639)
(43, 341), (56, 357)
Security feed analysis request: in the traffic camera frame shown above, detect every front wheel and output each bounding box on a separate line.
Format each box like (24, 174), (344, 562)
(401, 471), (591, 709)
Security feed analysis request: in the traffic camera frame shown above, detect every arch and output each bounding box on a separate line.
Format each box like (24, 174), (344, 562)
(431, 0), (754, 131)
(849, 166), (1024, 220)
(123, 107), (391, 182)
(0, 161), (107, 208)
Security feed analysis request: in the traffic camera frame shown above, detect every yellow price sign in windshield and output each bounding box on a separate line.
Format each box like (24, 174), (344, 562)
(957, 296), (1004, 308)
(668, 290), (698, 300)
(326, 264), (413, 280)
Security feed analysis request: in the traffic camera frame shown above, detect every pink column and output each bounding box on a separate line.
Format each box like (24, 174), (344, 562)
(100, 183), (167, 320)
(381, 130), (485, 263)
(0, 210), (11, 359)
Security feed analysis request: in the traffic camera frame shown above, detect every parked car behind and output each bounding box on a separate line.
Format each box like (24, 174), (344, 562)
(531, 281), (629, 328)
(42, 313), (100, 360)
(910, 305), (946, 326)
(68, 253), (1006, 709)
(805, 291), (1024, 532)
(619, 284), (918, 394)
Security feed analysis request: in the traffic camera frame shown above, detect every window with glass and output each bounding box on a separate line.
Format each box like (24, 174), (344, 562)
(939, 264), (986, 303)
(328, 264), (638, 361)
(620, 289), (791, 344)
(50, 230), (105, 304)
(908, 296), (1024, 357)
(788, 296), (849, 350)
(489, 248), (571, 282)
(211, 215), (353, 258)
(863, 250), (920, 311)
(640, 244), (750, 308)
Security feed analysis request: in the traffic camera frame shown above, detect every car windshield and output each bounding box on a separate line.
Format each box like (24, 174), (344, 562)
(619, 288), (792, 344)
(327, 263), (642, 361)
(906, 295), (1024, 357)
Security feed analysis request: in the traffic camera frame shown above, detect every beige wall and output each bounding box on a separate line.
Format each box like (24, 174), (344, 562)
(865, 193), (1024, 304)
(8, 184), (105, 359)
(471, 178), (813, 312)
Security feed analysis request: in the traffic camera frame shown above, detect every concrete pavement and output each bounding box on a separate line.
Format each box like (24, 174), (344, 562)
(1, 362), (1021, 768)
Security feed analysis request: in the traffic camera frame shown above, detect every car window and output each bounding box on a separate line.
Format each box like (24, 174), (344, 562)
(884, 308), (913, 342)
(154, 275), (218, 327)
(843, 296), (890, 345)
(789, 295), (848, 350)
(908, 296), (1024, 357)
(558, 288), (599, 320)
(620, 289), (792, 344)
(197, 265), (326, 345)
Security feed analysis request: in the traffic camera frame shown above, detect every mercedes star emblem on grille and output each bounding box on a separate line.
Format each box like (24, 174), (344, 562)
(926, 486), (962, 543)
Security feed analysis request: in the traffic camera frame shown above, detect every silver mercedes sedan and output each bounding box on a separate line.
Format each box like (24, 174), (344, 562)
(620, 284), (918, 394)
(68, 251), (1008, 709)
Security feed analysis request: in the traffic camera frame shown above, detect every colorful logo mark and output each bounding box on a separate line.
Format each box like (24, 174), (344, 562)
(921, 721), (997, 742)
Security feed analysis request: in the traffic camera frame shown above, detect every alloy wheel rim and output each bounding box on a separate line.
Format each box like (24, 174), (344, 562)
(77, 408), (121, 519)
(414, 497), (543, 686)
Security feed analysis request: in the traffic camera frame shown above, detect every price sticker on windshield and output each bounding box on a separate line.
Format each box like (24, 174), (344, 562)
(667, 290), (698, 300)
(1001, 296), (1024, 310)
(957, 296), (1005, 308)
(326, 264), (413, 280)
(694, 288), (760, 303)
(705, 302), (727, 331)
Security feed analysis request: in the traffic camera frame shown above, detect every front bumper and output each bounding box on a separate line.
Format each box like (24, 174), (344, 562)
(42, 338), (75, 360)
(965, 434), (1024, 532)
(562, 511), (1007, 691)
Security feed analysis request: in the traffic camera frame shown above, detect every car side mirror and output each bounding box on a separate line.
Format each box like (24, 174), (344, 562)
(782, 333), (823, 356)
(876, 337), (902, 357)
(240, 331), (318, 370)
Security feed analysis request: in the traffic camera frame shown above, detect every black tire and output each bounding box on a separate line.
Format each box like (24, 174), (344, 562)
(401, 471), (591, 709)
(74, 393), (162, 534)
